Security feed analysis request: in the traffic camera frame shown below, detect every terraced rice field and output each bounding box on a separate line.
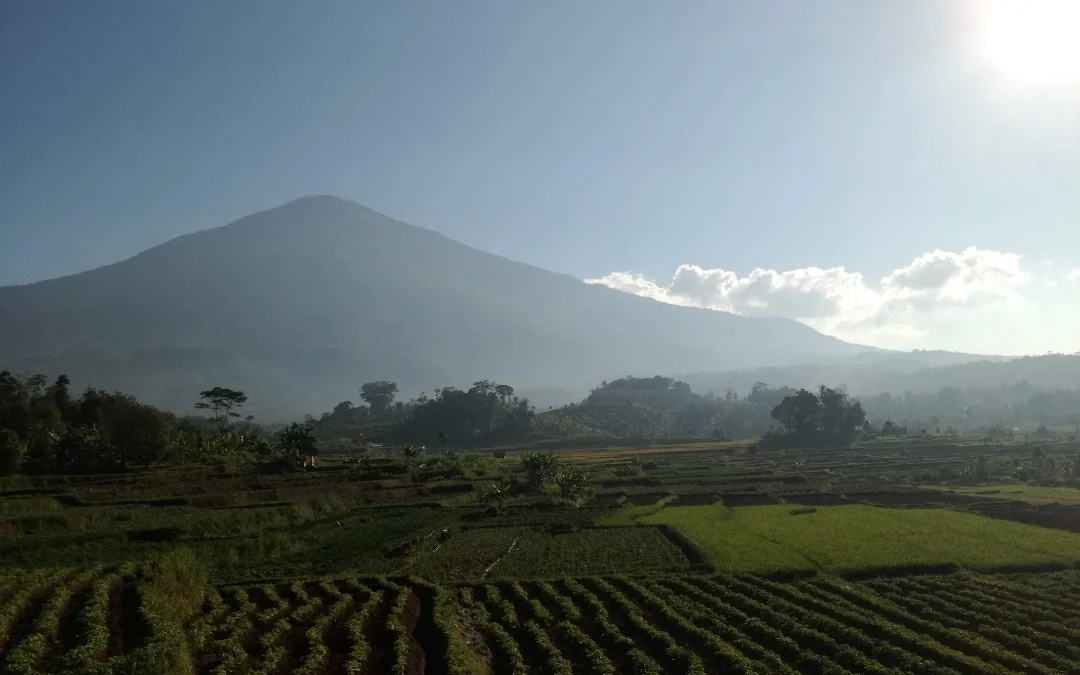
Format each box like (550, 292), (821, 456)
(6, 568), (1080, 674)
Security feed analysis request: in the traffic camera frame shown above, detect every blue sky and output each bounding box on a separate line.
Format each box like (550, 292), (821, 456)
(2, 1), (1077, 353)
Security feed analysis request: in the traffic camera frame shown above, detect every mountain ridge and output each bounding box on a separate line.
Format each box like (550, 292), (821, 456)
(1, 196), (877, 418)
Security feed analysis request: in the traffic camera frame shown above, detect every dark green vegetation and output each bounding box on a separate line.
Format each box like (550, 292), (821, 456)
(4, 427), (1080, 672)
(317, 373), (1080, 447)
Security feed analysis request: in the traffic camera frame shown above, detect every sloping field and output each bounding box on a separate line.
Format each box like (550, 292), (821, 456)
(6, 568), (1080, 674)
(618, 503), (1080, 575)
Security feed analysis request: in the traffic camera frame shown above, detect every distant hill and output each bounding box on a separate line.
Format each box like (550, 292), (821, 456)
(0, 196), (871, 418)
(681, 353), (1080, 397)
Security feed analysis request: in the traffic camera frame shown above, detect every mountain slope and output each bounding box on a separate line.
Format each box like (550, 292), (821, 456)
(0, 196), (871, 417)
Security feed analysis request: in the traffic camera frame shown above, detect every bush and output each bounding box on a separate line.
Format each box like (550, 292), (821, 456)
(0, 429), (26, 475)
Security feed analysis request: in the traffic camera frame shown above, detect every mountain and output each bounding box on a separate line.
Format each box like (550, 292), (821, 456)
(0, 196), (873, 418)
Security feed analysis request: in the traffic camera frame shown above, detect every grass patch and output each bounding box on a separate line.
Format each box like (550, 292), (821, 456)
(632, 503), (1080, 575)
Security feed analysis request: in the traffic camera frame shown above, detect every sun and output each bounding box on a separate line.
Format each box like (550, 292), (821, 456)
(976, 0), (1080, 87)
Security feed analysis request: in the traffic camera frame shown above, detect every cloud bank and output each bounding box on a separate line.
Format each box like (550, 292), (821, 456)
(587, 247), (1034, 348)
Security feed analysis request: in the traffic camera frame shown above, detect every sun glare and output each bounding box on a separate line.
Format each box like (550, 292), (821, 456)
(976, 0), (1080, 87)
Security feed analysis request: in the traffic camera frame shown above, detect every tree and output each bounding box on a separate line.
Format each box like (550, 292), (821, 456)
(195, 387), (247, 431)
(360, 381), (398, 416)
(55, 425), (117, 474)
(481, 479), (511, 512)
(46, 374), (72, 420)
(494, 384), (515, 404)
(520, 451), (561, 491)
(771, 389), (821, 440)
(401, 443), (421, 468)
(768, 386), (865, 448)
(0, 429), (26, 475)
(554, 464), (591, 503)
(111, 402), (174, 469)
(276, 423), (317, 468)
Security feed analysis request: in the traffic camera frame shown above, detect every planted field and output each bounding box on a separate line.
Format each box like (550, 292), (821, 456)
(946, 484), (1080, 505)
(6, 568), (1080, 674)
(619, 503), (1080, 575)
(410, 525), (690, 580)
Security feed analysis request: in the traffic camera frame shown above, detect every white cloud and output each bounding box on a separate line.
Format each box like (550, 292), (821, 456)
(586, 247), (1033, 349)
(1068, 269), (1080, 283)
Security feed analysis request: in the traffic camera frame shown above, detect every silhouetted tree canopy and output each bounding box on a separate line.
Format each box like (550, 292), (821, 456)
(359, 381), (398, 416)
(767, 386), (866, 447)
(194, 387), (247, 431)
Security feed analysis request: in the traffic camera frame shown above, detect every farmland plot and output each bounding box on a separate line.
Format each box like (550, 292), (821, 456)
(5, 568), (1080, 674)
(624, 503), (1080, 575)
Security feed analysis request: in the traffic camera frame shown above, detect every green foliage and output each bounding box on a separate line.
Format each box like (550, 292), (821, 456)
(767, 385), (866, 447)
(359, 380), (399, 415)
(111, 401), (175, 468)
(0, 370), (266, 475)
(194, 386), (247, 431)
(401, 443), (421, 467)
(554, 463), (591, 502)
(317, 379), (533, 447)
(276, 422), (318, 467)
(0, 428), (26, 475)
(520, 451), (560, 491)
(538, 379), (799, 440)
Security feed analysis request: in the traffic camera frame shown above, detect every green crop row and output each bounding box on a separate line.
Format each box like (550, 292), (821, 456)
(559, 578), (661, 675)
(385, 581), (413, 675)
(589, 577), (706, 675)
(642, 579), (798, 675)
(253, 583), (289, 626)
(614, 576), (764, 674)
(688, 576), (916, 675)
(0, 569), (67, 649)
(916, 577), (1080, 648)
(57, 569), (124, 674)
(3, 568), (101, 675)
(458, 587), (527, 675)
(523, 619), (574, 675)
(203, 587), (256, 675)
(293, 578), (351, 675)
(799, 577), (1025, 675)
(343, 584), (382, 675)
(248, 581), (324, 675)
(869, 578), (1080, 669)
(722, 575), (962, 675)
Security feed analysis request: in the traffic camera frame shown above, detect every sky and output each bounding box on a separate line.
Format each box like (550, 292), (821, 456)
(1, 1), (1077, 355)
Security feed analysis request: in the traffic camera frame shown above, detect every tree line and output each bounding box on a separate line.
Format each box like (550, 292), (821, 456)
(0, 371), (316, 475)
(6, 367), (1077, 476)
(314, 379), (533, 447)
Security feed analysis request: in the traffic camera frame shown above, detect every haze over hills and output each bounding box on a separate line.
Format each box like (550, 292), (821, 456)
(1, 196), (873, 418)
(681, 352), (1080, 401)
